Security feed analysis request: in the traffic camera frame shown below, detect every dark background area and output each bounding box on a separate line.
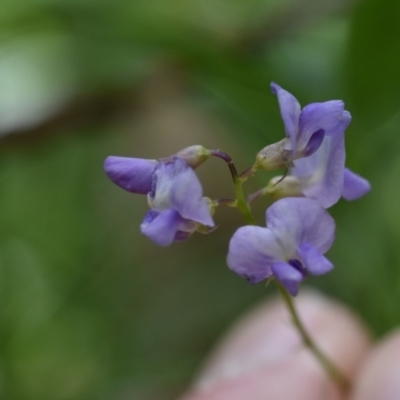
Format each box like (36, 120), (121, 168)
(1, 0), (400, 398)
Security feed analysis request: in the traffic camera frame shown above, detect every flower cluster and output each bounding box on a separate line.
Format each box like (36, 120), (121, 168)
(104, 83), (370, 296)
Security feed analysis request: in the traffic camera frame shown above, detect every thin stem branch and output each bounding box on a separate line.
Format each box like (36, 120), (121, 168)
(239, 165), (256, 181)
(276, 282), (350, 391)
(210, 149), (256, 224)
(247, 187), (267, 205)
(210, 150), (239, 182)
(215, 198), (237, 207)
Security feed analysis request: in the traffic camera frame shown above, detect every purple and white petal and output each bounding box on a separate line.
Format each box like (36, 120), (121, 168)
(297, 242), (333, 276)
(291, 111), (350, 208)
(104, 156), (157, 195)
(297, 100), (345, 150)
(271, 262), (304, 296)
(227, 226), (283, 284)
(169, 158), (214, 226)
(140, 208), (185, 247)
(271, 82), (301, 152)
(342, 168), (371, 201)
(293, 134), (344, 208)
(150, 161), (177, 209)
(266, 198), (336, 256)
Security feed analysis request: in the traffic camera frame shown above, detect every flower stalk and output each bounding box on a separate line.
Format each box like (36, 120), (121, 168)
(276, 282), (350, 391)
(215, 198), (237, 207)
(210, 149), (239, 181)
(210, 149), (256, 225)
(234, 177), (256, 225)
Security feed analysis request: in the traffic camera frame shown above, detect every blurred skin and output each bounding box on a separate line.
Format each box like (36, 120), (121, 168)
(180, 291), (400, 400)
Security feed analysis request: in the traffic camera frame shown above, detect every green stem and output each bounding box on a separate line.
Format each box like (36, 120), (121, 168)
(277, 282), (350, 391)
(210, 149), (256, 224)
(234, 177), (256, 225)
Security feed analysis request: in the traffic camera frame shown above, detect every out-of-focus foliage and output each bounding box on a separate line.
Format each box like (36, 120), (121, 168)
(346, 0), (400, 131)
(1, 0), (400, 399)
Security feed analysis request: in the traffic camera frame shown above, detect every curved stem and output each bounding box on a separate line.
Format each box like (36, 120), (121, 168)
(276, 282), (350, 391)
(210, 150), (239, 182)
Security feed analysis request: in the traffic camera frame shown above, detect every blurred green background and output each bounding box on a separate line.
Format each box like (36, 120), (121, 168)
(1, 0), (400, 398)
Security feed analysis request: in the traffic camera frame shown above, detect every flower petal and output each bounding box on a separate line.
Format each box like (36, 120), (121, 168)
(104, 156), (157, 194)
(291, 111), (351, 208)
(297, 129), (325, 158)
(150, 161), (177, 209)
(271, 262), (303, 296)
(140, 208), (184, 246)
(298, 100), (345, 150)
(294, 136), (344, 208)
(271, 82), (301, 152)
(297, 242), (333, 276)
(170, 158), (214, 226)
(266, 198), (335, 256)
(342, 168), (371, 201)
(227, 226), (283, 284)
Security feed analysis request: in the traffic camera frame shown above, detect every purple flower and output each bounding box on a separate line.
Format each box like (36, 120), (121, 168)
(142, 158), (214, 245)
(256, 83), (349, 170)
(104, 155), (214, 246)
(103, 146), (211, 195)
(227, 198), (335, 296)
(267, 111), (371, 208)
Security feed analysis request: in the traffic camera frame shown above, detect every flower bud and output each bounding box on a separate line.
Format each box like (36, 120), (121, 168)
(265, 175), (303, 200)
(175, 145), (211, 168)
(254, 139), (292, 171)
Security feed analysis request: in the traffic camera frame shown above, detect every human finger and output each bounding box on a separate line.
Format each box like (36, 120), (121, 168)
(351, 328), (400, 400)
(180, 291), (371, 400)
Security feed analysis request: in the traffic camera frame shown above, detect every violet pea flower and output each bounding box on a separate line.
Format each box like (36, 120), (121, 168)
(267, 110), (371, 208)
(103, 145), (211, 195)
(227, 198), (335, 296)
(255, 82), (350, 170)
(104, 156), (214, 246)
